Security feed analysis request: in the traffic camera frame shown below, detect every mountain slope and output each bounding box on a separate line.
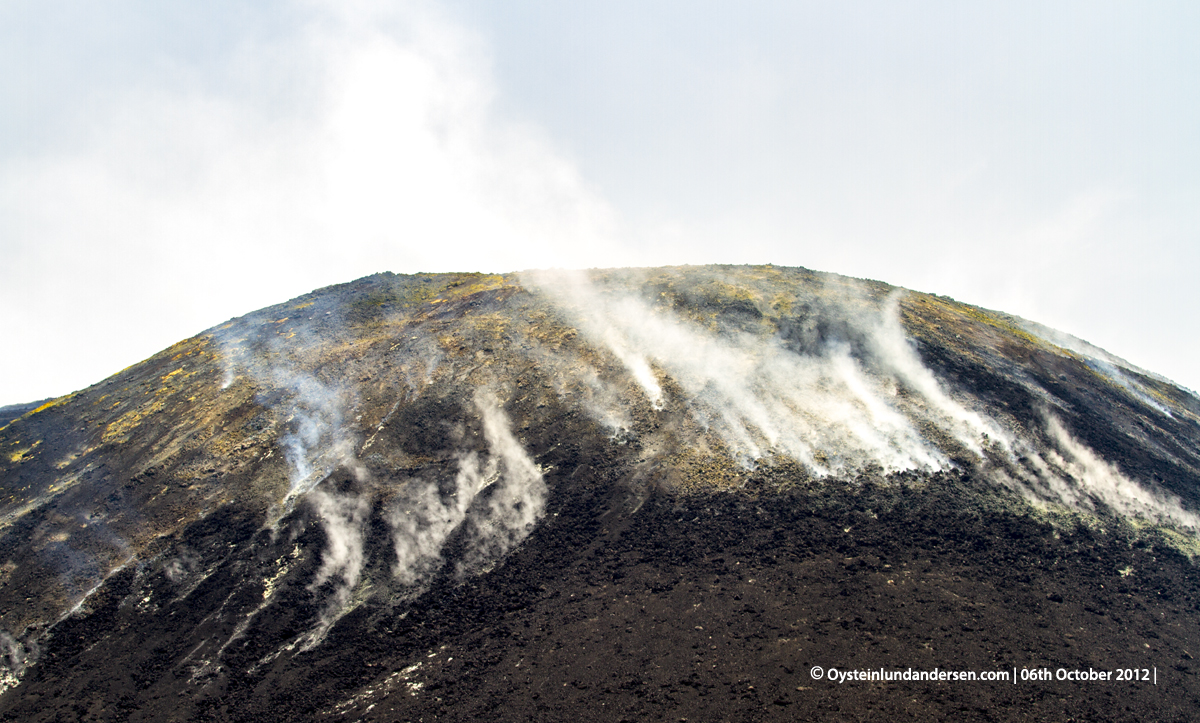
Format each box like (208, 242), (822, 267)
(1, 265), (1198, 721)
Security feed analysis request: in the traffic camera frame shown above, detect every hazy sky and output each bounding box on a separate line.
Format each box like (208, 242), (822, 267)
(2, 0), (1198, 404)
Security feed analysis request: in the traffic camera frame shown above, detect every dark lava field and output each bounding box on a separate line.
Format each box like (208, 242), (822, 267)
(1, 265), (1199, 721)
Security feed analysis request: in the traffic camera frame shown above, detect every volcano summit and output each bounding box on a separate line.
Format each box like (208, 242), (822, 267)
(1, 265), (1198, 721)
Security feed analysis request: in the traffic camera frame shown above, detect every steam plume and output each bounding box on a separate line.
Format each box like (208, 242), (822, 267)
(528, 268), (1197, 530)
(302, 486), (371, 650)
(389, 393), (546, 588)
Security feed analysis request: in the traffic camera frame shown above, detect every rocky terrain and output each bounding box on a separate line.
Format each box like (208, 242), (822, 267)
(1, 264), (1198, 721)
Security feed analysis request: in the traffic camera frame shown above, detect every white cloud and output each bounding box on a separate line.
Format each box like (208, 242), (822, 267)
(3, 1), (1198, 402)
(0, 0), (624, 404)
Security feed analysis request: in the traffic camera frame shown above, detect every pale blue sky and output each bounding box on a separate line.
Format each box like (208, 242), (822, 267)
(2, 1), (1198, 403)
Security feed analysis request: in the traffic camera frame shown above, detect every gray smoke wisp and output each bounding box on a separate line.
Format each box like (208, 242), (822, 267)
(214, 317), (375, 649)
(264, 365), (372, 650)
(273, 369), (365, 502)
(524, 339), (634, 438)
(388, 393), (547, 589)
(397, 335), (445, 394)
(214, 317), (366, 504)
(0, 632), (33, 696)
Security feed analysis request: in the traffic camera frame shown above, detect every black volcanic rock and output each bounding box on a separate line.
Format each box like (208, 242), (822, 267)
(0, 265), (1198, 722)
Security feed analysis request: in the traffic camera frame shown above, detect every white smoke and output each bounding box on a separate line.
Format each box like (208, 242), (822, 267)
(527, 270), (957, 473)
(212, 318), (379, 649)
(1087, 358), (1174, 418)
(1012, 416), (1200, 528)
(273, 369), (365, 502)
(573, 364), (636, 439)
(524, 270), (664, 408)
(527, 268), (1199, 532)
(215, 320), (365, 504)
(0, 632), (31, 696)
(865, 292), (1004, 457)
(388, 392), (546, 588)
(1013, 316), (1190, 419)
(524, 339), (634, 438)
(388, 474), (471, 588)
(211, 309), (543, 650)
(0, 0), (656, 408)
(202, 265), (1198, 660)
(455, 396), (548, 576)
(302, 486), (372, 650)
(396, 336), (445, 395)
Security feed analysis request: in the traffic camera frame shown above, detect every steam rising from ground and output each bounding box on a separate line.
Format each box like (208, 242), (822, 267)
(217, 322), (547, 646)
(992, 416), (1200, 530)
(302, 487), (371, 650)
(389, 393), (546, 589)
(529, 270), (1197, 531)
(0, 633), (31, 696)
(1, 267), (1195, 691)
(215, 321), (365, 503)
(214, 317), (381, 649)
(275, 372), (366, 502)
(199, 267), (1198, 658)
(528, 270), (973, 473)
